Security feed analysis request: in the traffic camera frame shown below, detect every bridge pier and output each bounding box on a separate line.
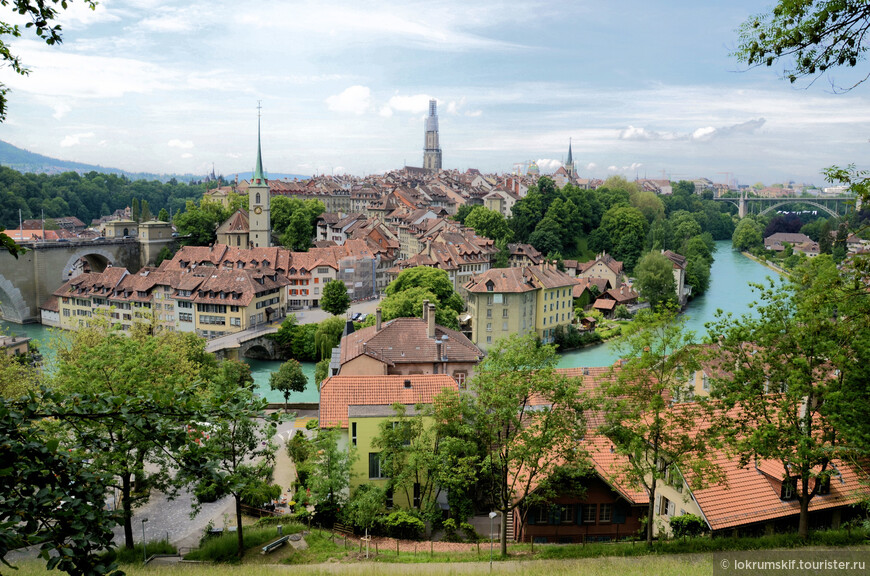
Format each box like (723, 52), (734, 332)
(738, 194), (747, 219)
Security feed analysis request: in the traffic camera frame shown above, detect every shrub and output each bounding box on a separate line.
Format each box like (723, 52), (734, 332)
(287, 430), (312, 464)
(614, 304), (631, 319)
(383, 509), (425, 540)
(441, 518), (461, 542)
(460, 521), (480, 543)
(103, 539), (176, 565)
(669, 514), (708, 538)
(293, 507), (312, 524)
(184, 526), (279, 563)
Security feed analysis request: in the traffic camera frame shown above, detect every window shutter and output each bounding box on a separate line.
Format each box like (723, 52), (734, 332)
(527, 507), (536, 525)
(575, 504), (583, 526)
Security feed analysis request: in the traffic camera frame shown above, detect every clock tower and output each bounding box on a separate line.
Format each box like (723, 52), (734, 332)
(248, 103), (271, 248)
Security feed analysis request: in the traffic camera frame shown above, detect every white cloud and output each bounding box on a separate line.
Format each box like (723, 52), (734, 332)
(536, 158), (562, 173)
(168, 139), (194, 149)
(326, 85), (371, 115)
(52, 103), (72, 120)
(139, 14), (194, 33)
(607, 162), (643, 173)
(691, 118), (766, 142)
(181, 152), (193, 159)
(60, 132), (95, 147)
(691, 126), (717, 141)
(586, 162), (597, 171)
(385, 94), (432, 115)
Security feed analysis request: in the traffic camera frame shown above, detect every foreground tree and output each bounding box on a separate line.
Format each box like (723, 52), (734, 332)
(183, 360), (280, 559)
(736, 1), (870, 90)
(1, 393), (120, 576)
(321, 279), (350, 316)
(472, 334), (586, 556)
(708, 256), (870, 539)
(306, 427), (356, 526)
(600, 307), (715, 546)
(50, 323), (210, 548)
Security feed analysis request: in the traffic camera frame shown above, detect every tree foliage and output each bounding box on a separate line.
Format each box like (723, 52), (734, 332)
(471, 334), (586, 556)
(732, 218), (764, 252)
(634, 251), (677, 310)
(382, 267), (464, 329)
(600, 308), (716, 545)
(321, 279), (350, 316)
(270, 359), (308, 411)
(708, 256), (870, 538)
(736, 1), (870, 89)
(465, 206), (512, 243)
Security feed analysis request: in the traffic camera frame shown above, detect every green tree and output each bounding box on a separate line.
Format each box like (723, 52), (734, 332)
(174, 199), (228, 246)
(630, 190), (665, 224)
(452, 203), (475, 224)
(140, 198), (152, 222)
(314, 315), (345, 361)
(270, 359), (308, 411)
(381, 286), (459, 329)
(732, 218), (763, 252)
(528, 216), (564, 256)
(306, 427), (356, 524)
(685, 255), (711, 296)
(471, 334), (586, 556)
(321, 279), (350, 316)
(158, 207), (170, 222)
(600, 205), (648, 270)
(465, 206), (512, 243)
(634, 251), (677, 310)
(50, 323), (211, 549)
(1, 393), (121, 575)
(131, 197), (140, 223)
(600, 307), (714, 545)
(383, 267), (464, 326)
(708, 256), (870, 539)
(736, 1), (870, 89)
(183, 361), (279, 559)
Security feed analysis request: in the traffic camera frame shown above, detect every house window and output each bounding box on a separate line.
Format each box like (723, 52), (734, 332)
(487, 323), (492, 332)
(413, 483), (421, 508)
(453, 372), (466, 387)
(502, 322), (508, 331)
(368, 453), (383, 479)
(503, 308), (509, 318)
(702, 373), (710, 391)
(582, 504), (597, 524)
(486, 308), (492, 318)
(352, 422), (357, 446)
(536, 506), (549, 524)
(559, 505), (574, 524)
(386, 488), (394, 508)
(599, 503), (612, 523)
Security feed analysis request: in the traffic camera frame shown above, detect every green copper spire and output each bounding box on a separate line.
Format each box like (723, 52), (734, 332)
(253, 102), (266, 185)
(567, 137), (573, 166)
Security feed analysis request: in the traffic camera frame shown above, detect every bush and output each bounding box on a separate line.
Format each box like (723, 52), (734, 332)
(104, 539), (176, 564)
(287, 430), (312, 464)
(669, 514), (707, 538)
(313, 500), (340, 528)
(460, 521), (480, 543)
(293, 507), (312, 524)
(184, 526), (279, 563)
(383, 509), (425, 540)
(614, 304), (631, 319)
(441, 518), (461, 542)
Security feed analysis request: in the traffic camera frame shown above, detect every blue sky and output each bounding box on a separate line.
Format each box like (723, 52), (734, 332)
(1, 0), (869, 185)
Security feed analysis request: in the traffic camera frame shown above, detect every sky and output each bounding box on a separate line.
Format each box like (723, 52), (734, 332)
(1, 0), (869, 186)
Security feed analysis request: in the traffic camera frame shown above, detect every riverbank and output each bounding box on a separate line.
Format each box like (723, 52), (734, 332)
(740, 250), (790, 276)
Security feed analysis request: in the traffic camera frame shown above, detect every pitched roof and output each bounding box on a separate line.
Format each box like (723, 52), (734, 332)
(339, 317), (483, 366)
(319, 374), (458, 428)
(578, 252), (624, 276)
(661, 250), (687, 270)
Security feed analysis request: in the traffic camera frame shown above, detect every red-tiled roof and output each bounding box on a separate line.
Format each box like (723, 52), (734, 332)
(319, 374), (458, 428)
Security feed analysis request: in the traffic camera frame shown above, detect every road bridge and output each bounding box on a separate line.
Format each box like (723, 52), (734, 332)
(0, 238), (141, 324)
(714, 194), (857, 218)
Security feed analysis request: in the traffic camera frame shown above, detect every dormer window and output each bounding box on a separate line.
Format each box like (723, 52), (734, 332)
(486, 280), (494, 292)
(781, 476), (798, 500)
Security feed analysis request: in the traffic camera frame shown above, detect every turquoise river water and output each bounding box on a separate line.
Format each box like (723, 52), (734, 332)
(1, 241), (780, 403)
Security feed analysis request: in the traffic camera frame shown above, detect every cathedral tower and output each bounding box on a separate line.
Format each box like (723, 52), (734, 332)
(423, 99), (442, 171)
(248, 104), (271, 248)
(565, 138), (575, 178)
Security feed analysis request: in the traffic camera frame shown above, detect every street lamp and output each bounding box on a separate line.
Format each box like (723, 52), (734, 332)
(141, 518), (148, 565)
(489, 511), (497, 570)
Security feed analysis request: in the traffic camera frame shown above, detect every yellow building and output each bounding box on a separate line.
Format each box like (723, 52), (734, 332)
(319, 374), (459, 505)
(465, 263), (575, 349)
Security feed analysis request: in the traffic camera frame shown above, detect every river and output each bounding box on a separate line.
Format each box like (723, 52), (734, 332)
(1, 240), (779, 402)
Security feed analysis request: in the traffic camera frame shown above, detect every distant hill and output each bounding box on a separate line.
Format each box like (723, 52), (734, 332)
(0, 140), (201, 182)
(0, 140), (311, 183)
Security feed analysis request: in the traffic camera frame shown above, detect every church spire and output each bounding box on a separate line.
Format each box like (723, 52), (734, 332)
(566, 137), (574, 177)
(253, 101), (265, 185)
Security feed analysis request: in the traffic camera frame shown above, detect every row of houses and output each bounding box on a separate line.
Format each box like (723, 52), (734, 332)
(319, 338), (868, 543)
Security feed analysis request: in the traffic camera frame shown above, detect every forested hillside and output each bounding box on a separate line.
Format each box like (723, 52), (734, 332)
(0, 167), (207, 228)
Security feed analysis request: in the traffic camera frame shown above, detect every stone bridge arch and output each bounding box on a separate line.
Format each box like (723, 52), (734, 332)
(238, 336), (278, 360)
(61, 248), (115, 281)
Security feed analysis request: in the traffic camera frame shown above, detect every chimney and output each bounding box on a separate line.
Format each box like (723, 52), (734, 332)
(427, 303), (436, 339)
(422, 299), (430, 323)
(376, 307), (382, 331)
(436, 340), (442, 362)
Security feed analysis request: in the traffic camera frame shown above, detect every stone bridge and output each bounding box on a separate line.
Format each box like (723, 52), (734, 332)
(0, 238), (141, 324)
(205, 325), (280, 361)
